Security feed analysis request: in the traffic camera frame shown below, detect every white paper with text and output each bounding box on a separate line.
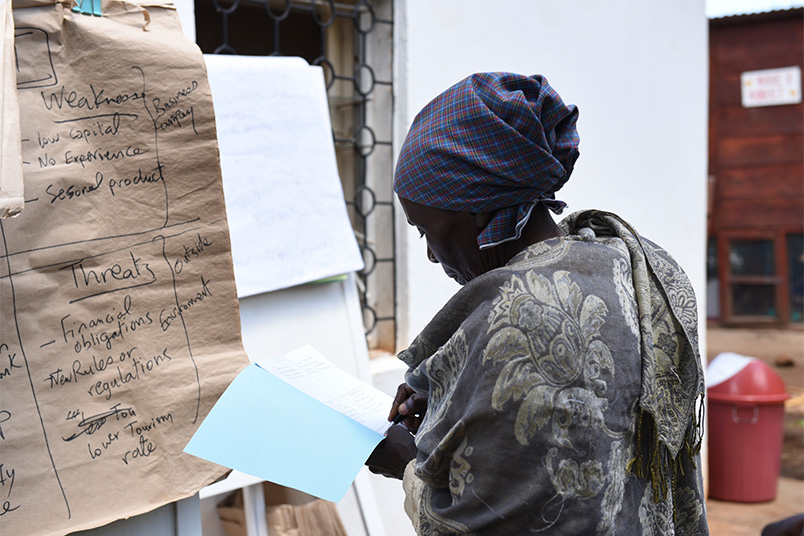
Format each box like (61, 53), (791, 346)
(205, 55), (364, 297)
(257, 345), (392, 435)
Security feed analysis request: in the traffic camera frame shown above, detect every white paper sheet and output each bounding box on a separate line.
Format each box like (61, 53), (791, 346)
(1, 0), (24, 218)
(258, 345), (393, 435)
(204, 55), (364, 297)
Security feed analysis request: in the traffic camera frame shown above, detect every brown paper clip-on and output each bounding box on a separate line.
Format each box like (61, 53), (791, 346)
(72, 0), (102, 16)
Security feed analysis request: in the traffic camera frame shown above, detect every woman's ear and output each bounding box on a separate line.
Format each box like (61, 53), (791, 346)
(469, 211), (494, 230)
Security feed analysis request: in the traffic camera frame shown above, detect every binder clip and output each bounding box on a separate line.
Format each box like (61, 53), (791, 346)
(72, 0), (102, 16)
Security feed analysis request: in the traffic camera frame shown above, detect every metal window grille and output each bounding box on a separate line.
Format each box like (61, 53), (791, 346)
(195, 0), (396, 351)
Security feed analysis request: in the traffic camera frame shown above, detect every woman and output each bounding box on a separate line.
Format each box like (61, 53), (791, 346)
(366, 72), (708, 535)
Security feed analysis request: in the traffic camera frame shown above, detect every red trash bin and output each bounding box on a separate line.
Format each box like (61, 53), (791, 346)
(707, 352), (790, 502)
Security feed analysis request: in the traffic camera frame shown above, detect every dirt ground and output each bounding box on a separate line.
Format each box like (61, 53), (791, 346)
(707, 325), (804, 480)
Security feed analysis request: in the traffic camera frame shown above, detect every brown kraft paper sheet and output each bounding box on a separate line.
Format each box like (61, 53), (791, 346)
(1, 1), (250, 534)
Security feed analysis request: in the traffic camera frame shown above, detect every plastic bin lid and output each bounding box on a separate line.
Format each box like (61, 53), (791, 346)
(707, 352), (790, 404)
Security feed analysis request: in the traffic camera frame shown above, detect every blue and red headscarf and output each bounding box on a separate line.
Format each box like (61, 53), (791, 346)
(393, 72), (580, 249)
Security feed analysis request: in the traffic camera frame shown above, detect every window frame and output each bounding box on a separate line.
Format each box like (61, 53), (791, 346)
(718, 229), (797, 325)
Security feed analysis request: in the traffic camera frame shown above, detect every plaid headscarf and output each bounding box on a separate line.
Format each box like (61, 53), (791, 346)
(394, 72), (580, 249)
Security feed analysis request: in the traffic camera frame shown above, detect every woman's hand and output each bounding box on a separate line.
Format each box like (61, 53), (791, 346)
(389, 383), (428, 433)
(365, 424), (417, 480)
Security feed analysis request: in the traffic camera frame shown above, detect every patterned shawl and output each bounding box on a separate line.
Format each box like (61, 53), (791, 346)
(398, 210), (707, 535)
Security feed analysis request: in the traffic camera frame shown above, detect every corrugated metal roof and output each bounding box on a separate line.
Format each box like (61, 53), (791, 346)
(707, 0), (804, 18)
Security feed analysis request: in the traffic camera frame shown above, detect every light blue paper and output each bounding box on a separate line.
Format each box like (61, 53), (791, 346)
(184, 363), (384, 502)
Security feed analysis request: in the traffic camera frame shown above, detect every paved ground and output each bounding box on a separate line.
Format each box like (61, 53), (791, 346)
(707, 477), (803, 535)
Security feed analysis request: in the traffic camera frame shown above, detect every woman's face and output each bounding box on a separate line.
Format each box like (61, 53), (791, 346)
(398, 196), (488, 285)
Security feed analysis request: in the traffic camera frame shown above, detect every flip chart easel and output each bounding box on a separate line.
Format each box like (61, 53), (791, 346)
(196, 53), (383, 536)
(65, 497), (202, 536)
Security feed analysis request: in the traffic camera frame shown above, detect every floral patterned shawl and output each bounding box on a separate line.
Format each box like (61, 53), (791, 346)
(398, 210), (707, 535)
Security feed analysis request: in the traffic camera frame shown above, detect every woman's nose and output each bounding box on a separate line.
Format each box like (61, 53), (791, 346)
(426, 246), (438, 264)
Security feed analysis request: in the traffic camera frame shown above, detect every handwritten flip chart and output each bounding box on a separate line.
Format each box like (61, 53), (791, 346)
(2, 1), (250, 534)
(204, 55), (364, 297)
(185, 346), (388, 502)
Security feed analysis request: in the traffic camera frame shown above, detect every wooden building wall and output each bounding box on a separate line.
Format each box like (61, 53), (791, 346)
(708, 9), (804, 325)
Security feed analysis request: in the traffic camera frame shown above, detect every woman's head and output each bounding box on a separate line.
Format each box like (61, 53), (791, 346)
(399, 196), (561, 286)
(394, 72), (579, 251)
(398, 196), (489, 285)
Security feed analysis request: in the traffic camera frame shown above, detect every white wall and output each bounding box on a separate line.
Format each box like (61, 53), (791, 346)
(394, 0), (709, 350)
(173, 0), (196, 43)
